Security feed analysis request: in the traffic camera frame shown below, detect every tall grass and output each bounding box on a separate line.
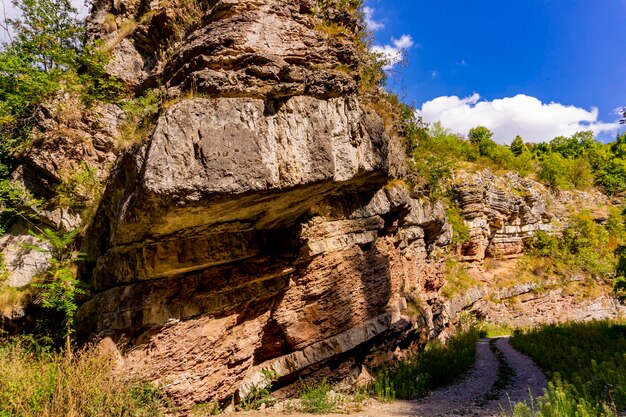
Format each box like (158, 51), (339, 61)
(509, 321), (626, 417)
(0, 341), (171, 417)
(373, 329), (481, 401)
(299, 378), (336, 414)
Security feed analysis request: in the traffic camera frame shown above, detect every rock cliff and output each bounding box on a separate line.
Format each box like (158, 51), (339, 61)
(74, 0), (451, 410)
(447, 170), (623, 327)
(1, 0), (623, 412)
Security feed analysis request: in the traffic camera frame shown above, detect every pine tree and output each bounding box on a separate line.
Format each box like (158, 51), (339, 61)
(511, 135), (526, 156)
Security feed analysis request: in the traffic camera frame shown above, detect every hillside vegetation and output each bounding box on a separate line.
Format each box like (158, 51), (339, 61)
(511, 321), (626, 417)
(407, 120), (626, 197)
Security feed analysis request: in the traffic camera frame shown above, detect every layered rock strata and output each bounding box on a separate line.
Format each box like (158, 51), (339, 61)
(77, 0), (452, 410)
(451, 170), (612, 261)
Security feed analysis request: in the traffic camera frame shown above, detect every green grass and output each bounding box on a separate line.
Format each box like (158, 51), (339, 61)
(372, 329), (481, 401)
(509, 321), (626, 417)
(298, 378), (336, 414)
(0, 340), (172, 417)
(480, 322), (514, 338)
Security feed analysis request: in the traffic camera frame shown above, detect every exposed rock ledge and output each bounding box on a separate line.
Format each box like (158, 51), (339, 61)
(77, 92), (451, 409)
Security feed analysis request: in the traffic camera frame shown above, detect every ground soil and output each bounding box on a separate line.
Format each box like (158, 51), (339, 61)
(239, 337), (547, 417)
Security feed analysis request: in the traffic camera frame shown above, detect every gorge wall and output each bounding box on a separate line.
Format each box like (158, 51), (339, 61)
(0, 0), (623, 413)
(77, 0), (452, 409)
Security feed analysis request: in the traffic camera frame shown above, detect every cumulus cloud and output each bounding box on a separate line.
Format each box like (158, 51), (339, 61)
(417, 93), (622, 144)
(371, 34), (415, 70)
(363, 6), (384, 31)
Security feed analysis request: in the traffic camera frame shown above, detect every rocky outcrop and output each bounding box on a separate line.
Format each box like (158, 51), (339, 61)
(447, 170), (623, 326)
(73, 0), (452, 411)
(451, 170), (611, 260)
(0, 94), (123, 294)
(80, 173), (452, 409)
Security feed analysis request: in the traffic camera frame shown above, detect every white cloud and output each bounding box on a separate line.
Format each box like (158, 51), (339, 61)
(371, 34), (414, 70)
(417, 93), (622, 144)
(392, 34), (414, 49)
(363, 6), (384, 31)
(456, 59), (468, 66)
(431, 70), (438, 78)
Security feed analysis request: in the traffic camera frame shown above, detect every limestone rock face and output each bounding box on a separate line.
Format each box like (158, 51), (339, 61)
(77, 0), (446, 410)
(81, 175), (450, 408)
(1, 95), (123, 291)
(451, 170), (611, 261)
(446, 170), (623, 327)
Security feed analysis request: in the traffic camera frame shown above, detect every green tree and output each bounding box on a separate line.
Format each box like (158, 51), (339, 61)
(510, 135), (526, 156)
(468, 125), (493, 145)
(611, 132), (626, 158)
(566, 157), (594, 189)
(0, 0), (82, 126)
(0, 0), (123, 178)
(598, 158), (626, 195)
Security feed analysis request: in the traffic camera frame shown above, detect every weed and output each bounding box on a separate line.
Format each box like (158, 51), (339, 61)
(372, 329), (481, 400)
(118, 89), (163, 147)
(192, 401), (222, 416)
(509, 321), (626, 416)
(446, 202), (470, 245)
(238, 369), (279, 411)
(0, 341), (172, 416)
(299, 378), (336, 414)
(55, 162), (103, 210)
(443, 259), (479, 298)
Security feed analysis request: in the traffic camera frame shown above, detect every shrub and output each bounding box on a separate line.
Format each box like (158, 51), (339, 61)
(511, 135), (526, 156)
(446, 203), (470, 246)
(237, 369), (278, 411)
(55, 162), (103, 209)
(528, 211), (620, 284)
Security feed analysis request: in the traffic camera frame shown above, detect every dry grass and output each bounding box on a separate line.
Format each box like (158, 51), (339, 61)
(442, 259), (479, 298)
(314, 21), (351, 38)
(0, 341), (172, 416)
(0, 285), (33, 317)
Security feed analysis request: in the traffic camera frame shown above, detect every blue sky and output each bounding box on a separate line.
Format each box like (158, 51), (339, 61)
(365, 0), (626, 143)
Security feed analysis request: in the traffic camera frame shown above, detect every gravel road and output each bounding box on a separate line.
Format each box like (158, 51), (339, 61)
(239, 337), (547, 417)
(362, 337), (547, 417)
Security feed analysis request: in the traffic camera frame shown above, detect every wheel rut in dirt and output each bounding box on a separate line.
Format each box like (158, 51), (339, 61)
(364, 337), (547, 417)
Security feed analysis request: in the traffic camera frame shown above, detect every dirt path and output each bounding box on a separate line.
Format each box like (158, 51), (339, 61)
(240, 337), (547, 417)
(362, 337), (547, 417)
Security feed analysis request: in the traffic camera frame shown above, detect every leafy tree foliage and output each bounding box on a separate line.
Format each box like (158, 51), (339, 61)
(468, 125), (493, 145)
(510, 135), (526, 156)
(0, 0), (123, 178)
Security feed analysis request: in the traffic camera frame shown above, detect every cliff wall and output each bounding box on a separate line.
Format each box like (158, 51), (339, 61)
(74, 0), (451, 409)
(0, 0), (623, 412)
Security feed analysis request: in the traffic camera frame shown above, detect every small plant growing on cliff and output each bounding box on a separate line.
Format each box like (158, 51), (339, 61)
(238, 369), (279, 411)
(446, 202), (470, 246)
(299, 378), (337, 414)
(55, 162), (103, 210)
(26, 227), (84, 354)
